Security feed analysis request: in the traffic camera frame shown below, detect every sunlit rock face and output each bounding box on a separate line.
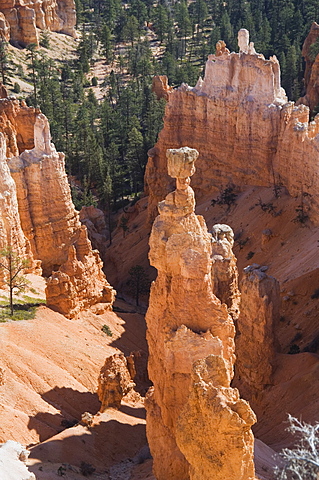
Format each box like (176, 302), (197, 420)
(0, 0), (77, 47)
(0, 97), (114, 318)
(145, 146), (256, 480)
(145, 30), (319, 225)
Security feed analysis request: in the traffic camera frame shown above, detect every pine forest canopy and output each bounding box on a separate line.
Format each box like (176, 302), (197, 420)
(4, 0), (318, 212)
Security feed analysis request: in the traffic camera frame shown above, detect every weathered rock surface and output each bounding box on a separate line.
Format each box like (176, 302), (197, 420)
(8, 114), (81, 276)
(98, 353), (135, 410)
(146, 146), (256, 480)
(145, 31), (319, 225)
(79, 205), (108, 259)
(176, 356), (257, 480)
(0, 12), (9, 41)
(152, 75), (172, 101)
(297, 22), (319, 113)
(211, 223), (240, 321)
(0, 131), (35, 270)
(234, 265), (280, 402)
(0, 0), (77, 47)
(45, 225), (115, 318)
(0, 98), (115, 318)
(0, 441), (35, 480)
(0, 98), (36, 157)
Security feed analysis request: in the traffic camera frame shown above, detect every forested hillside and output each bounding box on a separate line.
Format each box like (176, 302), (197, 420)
(2, 0), (319, 216)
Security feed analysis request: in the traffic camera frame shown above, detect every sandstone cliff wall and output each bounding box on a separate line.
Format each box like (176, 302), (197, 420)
(0, 98), (115, 318)
(298, 22), (319, 113)
(145, 37), (319, 224)
(0, 131), (33, 265)
(0, 0), (76, 47)
(146, 147), (256, 480)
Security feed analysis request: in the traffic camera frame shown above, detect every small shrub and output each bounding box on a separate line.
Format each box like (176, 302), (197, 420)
(236, 237), (249, 250)
(91, 76), (98, 86)
(57, 465), (67, 477)
(293, 205), (309, 224)
(288, 344), (300, 354)
(275, 415), (319, 479)
(211, 184), (237, 208)
(101, 324), (113, 336)
(13, 82), (21, 93)
(40, 30), (50, 48)
(273, 182), (284, 198)
(246, 251), (255, 260)
(17, 64), (24, 78)
(255, 198), (282, 216)
(119, 216), (129, 237)
(80, 462), (96, 476)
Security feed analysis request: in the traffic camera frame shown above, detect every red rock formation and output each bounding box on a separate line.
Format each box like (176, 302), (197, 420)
(79, 205), (108, 258)
(0, 0), (76, 47)
(152, 75), (172, 101)
(45, 226), (115, 318)
(234, 264), (280, 401)
(0, 12), (9, 41)
(297, 22), (319, 112)
(145, 32), (319, 225)
(8, 113), (82, 276)
(0, 98), (36, 156)
(0, 131), (35, 272)
(145, 147), (256, 480)
(0, 98), (115, 318)
(98, 353), (135, 410)
(211, 223), (240, 321)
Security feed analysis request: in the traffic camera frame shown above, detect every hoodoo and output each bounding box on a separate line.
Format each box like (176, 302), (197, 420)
(145, 146), (256, 480)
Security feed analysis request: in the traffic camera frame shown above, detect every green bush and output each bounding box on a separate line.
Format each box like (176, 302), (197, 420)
(13, 82), (20, 93)
(101, 324), (113, 336)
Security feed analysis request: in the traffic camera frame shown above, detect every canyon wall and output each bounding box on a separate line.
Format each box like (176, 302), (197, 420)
(298, 22), (319, 113)
(145, 30), (319, 224)
(145, 146), (256, 480)
(0, 97), (115, 317)
(0, 0), (76, 47)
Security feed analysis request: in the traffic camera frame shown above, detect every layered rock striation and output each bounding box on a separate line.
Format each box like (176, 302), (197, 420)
(0, 0), (76, 47)
(0, 98), (114, 318)
(145, 147), (256, 480)
(145, 30), (319, 224)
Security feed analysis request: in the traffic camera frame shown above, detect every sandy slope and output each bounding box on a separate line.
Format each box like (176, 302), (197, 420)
(0, 281), (150, 477)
